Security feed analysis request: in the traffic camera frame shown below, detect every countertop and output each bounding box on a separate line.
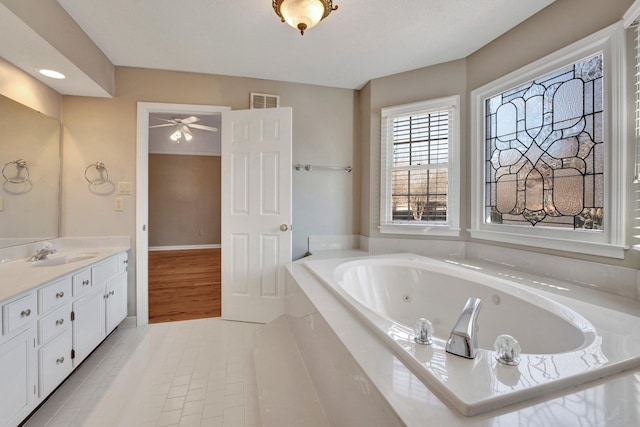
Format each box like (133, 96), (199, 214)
(0, 246), (129, 303)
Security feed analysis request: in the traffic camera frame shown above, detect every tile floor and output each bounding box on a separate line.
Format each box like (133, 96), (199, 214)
(24, 318), (263, 427)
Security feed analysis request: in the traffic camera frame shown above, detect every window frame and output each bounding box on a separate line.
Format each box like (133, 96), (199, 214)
(469, 23), (627, 258)
(380, 96), (461, 236)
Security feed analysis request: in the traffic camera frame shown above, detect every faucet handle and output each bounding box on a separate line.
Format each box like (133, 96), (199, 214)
(494, 334), (521, 366)
(414, 318), (434, 345)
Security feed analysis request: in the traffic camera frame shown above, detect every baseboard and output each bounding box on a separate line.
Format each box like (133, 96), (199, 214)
(149, 244), (221, 251)
(120, 316), (137, 328)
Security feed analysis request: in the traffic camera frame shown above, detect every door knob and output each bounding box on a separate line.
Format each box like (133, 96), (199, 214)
(280, 224), (288, 232)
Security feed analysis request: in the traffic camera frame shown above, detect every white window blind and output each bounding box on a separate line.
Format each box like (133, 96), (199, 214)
(624, 2), (640, 251)
(380, 96), (460, 236)
(634, 26), (640, 183)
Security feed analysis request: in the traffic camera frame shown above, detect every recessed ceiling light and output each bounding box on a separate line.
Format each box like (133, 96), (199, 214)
(38, 69), (66, 79)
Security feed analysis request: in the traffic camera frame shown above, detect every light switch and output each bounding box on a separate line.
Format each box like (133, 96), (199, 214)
(114, 197), (124, 211)
(118, 182), (132, 195)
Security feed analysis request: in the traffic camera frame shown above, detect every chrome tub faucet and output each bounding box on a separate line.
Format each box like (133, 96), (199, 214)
(446, 297), (482, 359)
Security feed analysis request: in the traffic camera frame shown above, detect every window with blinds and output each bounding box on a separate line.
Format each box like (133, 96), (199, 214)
(380, 97), (460, 236)
(626, 0), (640, 186)
(625, 3), (640, 251)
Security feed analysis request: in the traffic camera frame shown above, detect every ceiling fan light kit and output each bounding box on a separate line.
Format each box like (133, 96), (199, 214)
(273, 0), (338, 35)
(169, 125), (193, 142)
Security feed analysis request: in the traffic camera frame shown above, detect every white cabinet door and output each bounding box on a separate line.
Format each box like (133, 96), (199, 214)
(105, 272), (127, 335)
(221, 107), (292, 323)
(0, 328), (36, 427)
(72, 287), (105, 366)
(39, 327), (72, 397)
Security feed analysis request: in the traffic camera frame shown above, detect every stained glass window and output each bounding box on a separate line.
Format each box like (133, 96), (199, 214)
(484, 53), (604, 230)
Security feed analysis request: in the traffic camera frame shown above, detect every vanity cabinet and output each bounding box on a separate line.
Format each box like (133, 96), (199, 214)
(105, 272), (127, 335)
(39, 327), (72, 397)
(0, 250), (128, 427)
(0, 328), (37, 427)
(0, 292), (38, 427)
(71, 287), (105, 366)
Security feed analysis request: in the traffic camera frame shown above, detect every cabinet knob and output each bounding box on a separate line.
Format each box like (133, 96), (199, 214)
(20, 309), (31, 317)
(104, 294), (109, 299)
(56, 318), (64, 326)
(123, 260), (128, 264)
(56, 357), (65, 364)
(82, 280), (90, 286)
(56, 291), (64, 298)
(109, 290), (115, 296)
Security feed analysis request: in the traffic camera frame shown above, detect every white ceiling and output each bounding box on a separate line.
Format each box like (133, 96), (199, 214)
(48, 0), (555, 92)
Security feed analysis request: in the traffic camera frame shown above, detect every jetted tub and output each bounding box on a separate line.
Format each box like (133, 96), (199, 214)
(304, 253), (640, 416)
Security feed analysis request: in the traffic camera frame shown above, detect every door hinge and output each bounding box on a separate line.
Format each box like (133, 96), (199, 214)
(71, 311), (75, 321)
(71, 349), (75, 359)
(34, 385), (36, 395)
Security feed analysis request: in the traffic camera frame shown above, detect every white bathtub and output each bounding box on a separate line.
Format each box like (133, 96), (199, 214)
(304, 253), (640, 416)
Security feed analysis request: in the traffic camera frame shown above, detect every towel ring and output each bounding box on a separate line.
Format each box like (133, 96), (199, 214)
(2, 159), (30, 183)
(84, 161), (109, 185)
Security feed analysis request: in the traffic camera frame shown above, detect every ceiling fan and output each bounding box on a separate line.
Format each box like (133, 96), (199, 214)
(149, 116), (218, 143)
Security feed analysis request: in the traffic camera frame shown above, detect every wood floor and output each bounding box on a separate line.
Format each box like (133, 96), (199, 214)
(148, 248), (221, 323)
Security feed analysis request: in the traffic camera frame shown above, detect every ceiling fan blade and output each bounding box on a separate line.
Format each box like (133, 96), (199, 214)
(181, 116), (200, 124)
(189, 124), (219, 132)
(150, 117), (176, 124)
(149, 124), (175, 128)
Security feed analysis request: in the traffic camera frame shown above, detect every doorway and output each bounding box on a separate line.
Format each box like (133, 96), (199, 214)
(135, 103), (231, 326)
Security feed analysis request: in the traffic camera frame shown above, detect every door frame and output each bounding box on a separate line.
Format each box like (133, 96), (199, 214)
(135, 102), (230, 326)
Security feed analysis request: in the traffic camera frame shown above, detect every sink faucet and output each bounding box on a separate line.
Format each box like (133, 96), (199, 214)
(29, 246), (57, 262)
(446, 297), (482, 359)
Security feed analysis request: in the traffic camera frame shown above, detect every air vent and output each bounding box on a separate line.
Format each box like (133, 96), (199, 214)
(250, 93), (280, 109)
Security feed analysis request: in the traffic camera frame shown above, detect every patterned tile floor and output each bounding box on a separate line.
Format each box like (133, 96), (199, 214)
(24, 318), (263, 427)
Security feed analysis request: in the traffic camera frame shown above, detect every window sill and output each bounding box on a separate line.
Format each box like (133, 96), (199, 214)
(379, 224), (460, 237)
(468, 229), (626, 259)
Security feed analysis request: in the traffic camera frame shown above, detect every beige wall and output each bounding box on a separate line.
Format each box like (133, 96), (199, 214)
(467, 0), (634, 90)
(361, 59), (468, 241)
(1, 0), (115, 96)
(0, 57), (61, 119)
(360, 0), (640, 268)
(61, 67), (359, 314)
(148, 154), (221, 247)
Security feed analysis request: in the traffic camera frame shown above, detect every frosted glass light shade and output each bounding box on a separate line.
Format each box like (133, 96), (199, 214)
(274, 0), (337, 35)
(281, 0), (324, 33)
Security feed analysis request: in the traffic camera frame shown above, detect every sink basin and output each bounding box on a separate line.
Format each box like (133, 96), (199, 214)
(30, 252), (98, 267)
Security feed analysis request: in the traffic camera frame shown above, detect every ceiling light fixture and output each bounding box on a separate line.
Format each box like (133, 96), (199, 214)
(272, 0), (338, 35)
(169, 125), (193, 143)
(38, 69), (66, 79)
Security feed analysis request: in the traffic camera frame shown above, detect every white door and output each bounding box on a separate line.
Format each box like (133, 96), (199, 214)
(221, 107), (292, 323)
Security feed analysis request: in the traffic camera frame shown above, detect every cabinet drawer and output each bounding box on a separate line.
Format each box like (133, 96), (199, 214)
(3, 293), (37, 335)
(92, 256), (118, 288)
(72, 269), (92, 296)
(38, 304), (71, 345)
(39, 327), (72, 397)
(39, 277), (72, 314)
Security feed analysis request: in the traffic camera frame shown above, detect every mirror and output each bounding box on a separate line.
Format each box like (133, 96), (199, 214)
(0, 94), (60, 249)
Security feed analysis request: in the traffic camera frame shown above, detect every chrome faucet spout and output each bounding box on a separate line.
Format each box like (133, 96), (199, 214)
(446, 297), (482, 359)
(28, 247), (57, 262)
